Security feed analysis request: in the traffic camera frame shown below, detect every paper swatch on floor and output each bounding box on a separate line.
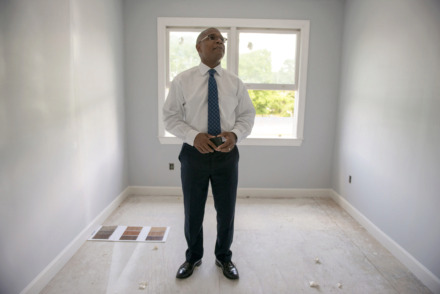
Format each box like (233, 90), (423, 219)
(88, 225), (170, 242)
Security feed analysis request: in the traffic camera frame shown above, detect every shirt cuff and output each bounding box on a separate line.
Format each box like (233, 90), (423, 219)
(231, 129), (242, 143)
(185, 129), (200, 146)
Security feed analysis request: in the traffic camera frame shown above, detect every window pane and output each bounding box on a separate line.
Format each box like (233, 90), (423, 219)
(169, 32), (199, 81)
(250, 116), (295, 138)
(169, 31), (227, 82)
(249, 90), (294, 117)
(239, 32), (296, 84)
(248, 90), (295, 138)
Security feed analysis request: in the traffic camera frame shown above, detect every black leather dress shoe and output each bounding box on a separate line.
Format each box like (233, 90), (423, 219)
(215, 259), (239, 280)
(176, 260), (202, 279)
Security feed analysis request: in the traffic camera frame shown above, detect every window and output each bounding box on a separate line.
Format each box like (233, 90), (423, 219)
(158, 18), (310, 146)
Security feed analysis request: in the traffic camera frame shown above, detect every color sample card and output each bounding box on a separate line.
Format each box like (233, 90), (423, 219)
(120, 226), (143, 241)
(89, 225), (170, 242)
(146, 227), (168, 241)
(92, 226), (118, 240)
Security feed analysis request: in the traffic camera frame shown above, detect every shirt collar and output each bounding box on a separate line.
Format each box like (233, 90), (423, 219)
(198, 62), (223, 76)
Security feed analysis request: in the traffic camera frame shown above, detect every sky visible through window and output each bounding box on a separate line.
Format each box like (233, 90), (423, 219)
(239, 33), (297, 81)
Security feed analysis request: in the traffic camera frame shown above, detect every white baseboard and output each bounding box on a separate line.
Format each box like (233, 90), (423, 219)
(128, 186), (183, 196)
(330, 189), (440, 294)
(20, 187), (131, 294)
(128, 186), (332, 198)
(237, 188), (330, 198)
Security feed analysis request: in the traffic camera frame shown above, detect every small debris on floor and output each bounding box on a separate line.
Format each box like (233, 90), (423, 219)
(314, 257), (321, 264)
(152, 246), (158, 250)
(337, 282), (343, 289)
(309, 281), (319, 288)
(138, 281), (147, 290)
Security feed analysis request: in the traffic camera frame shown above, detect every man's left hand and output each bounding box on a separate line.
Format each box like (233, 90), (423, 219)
(216, 132), (237, 153)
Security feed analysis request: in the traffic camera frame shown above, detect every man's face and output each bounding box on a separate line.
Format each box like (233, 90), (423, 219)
(196, 29), (225, 67)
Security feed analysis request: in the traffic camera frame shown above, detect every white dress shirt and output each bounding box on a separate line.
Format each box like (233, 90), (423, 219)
(163, 63), (256, 145)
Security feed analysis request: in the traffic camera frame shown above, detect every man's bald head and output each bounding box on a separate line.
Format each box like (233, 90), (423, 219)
(196, 27), (221, 44)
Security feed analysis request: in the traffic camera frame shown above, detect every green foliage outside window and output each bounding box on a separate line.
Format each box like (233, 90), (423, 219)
(240, 49), (295, 117)
(248, 90), (295, 117)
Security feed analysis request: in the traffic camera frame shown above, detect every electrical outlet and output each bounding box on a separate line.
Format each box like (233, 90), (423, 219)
(349, 175), (352, 183)
(169, 163), (174, 170)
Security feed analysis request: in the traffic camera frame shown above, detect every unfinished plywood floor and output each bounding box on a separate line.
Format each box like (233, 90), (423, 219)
(41, 196), (431, 294)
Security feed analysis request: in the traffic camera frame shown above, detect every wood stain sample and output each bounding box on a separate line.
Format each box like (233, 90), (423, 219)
(146, 227), (167, 241)
(92, 226), (117, 240)
(120, 226), (143, 241)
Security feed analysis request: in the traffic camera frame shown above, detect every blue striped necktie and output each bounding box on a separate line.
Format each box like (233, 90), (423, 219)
(208, 69), (221, 135)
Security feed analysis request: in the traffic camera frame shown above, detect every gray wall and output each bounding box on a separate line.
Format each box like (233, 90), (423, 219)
(0, 0), (127, 293)
(124, 0), (344, 189)
(332, 0), (440, 280)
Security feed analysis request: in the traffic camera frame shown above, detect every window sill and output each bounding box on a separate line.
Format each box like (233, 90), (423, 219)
(158, 136), (303, 146)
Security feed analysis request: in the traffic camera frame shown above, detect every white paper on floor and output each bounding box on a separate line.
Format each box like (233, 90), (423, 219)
(88, 225), (170, 242)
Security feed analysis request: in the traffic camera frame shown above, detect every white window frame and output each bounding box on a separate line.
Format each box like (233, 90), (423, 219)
(157, 17), (310, 146)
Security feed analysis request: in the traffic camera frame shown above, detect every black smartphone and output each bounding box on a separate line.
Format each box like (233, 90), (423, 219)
(209, 137), (223, 147)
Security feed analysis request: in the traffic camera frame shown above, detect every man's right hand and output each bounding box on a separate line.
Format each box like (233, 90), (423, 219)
(194, 133), (217, 154)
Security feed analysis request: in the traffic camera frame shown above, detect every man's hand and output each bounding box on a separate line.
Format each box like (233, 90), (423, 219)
(216, 132), (237, 153)
(194, 133), (217, 154)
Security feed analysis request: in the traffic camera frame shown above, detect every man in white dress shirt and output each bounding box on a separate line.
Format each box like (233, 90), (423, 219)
(163, 27), (255, 280)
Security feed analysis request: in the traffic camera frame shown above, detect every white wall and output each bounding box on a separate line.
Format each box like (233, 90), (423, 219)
(333, 0), (440, 283)
(123, 0), (344, 189)
(0, 0), (127, 293)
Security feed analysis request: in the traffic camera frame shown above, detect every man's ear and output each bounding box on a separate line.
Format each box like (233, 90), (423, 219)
(196, 43), (201, 53)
